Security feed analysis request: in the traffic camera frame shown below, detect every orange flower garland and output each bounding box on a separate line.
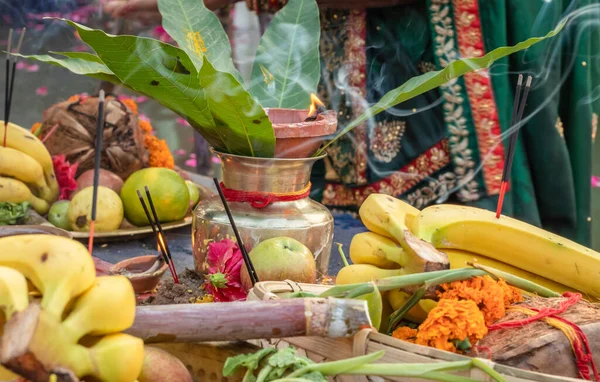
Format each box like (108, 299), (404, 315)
(392, 276), (524, 353)
(437, 275), (523, 325)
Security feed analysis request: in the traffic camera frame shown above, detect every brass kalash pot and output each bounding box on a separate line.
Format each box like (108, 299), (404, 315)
(192, 106), (336, 278)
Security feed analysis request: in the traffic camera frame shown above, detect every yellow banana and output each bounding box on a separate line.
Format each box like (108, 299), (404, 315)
(0, 266), (29, 319)
(0, 146), (53, 202)
(412, 204), (600, 298)
(0, 235), (95, 319)
(0, 176), (50, 215)
(2, 304), (144, 382)
(336, 263), (404, 285)
(0, 121), (59, 203)
(61, 276), (136, 342)
(387, 289), (436, 323)
(443, 249), (573, 295)
(350, 232), (403, 269)
(359, 194), (449, 272)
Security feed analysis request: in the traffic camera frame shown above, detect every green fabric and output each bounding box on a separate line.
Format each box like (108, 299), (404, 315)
(311, 0), (598, 247)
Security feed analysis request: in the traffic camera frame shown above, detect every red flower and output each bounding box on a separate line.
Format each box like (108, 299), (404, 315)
(52, 155), (78, 200)
(204, 238), (247, 302)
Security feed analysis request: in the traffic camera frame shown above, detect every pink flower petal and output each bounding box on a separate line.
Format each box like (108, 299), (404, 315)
(16, 62), (27, 70)
(185, 158), (197, 167)
(135, 96), (148, 103)
(592, 176), (600, 188)
(27, 64), (40, 72)
(175, 149), (186, 156)
(211, 157), (221, 164)
(176, 117), (190, 127)
(36, 86), (48, 96)
(139, 114), (150, 122)
(190, 153), (196, 158)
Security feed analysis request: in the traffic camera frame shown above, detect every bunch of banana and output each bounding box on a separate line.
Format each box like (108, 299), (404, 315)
(0, 121), (60, 214)
(350, 194), (597, 303)
(0, 235), (144, 382)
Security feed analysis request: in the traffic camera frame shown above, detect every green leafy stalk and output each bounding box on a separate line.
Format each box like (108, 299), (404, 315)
(314, 19), (568, 156)
(286, 350), (384, 378)
(322, 269), (487, 299)
(469, 263), (561, 298)
(249, 0), (320, 109)
(387, 286), (426, 333)
(336, 243), (349, 267)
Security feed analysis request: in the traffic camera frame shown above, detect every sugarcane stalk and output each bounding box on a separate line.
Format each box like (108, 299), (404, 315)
(126, 298), (371, 343)
(468, 263), (561, 298)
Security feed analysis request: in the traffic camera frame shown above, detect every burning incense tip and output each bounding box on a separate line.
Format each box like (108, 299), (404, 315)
(99, 89), (105, 102)
(517, 74), (523, 86)
(6, 29), (13, 58)
(15, 28), (25, 55)
(525, 75), (533, 87)
(305, 93), (326, 122)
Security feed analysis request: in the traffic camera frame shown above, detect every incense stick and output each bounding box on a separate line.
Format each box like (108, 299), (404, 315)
(3, 28), (25, 148)
(88, 90), (105, 254)
(3, 29), (12, 148)
(212, 178), (259, 285)
(136, 189), (178, 283)
(496, 75), (533, 218)
(144, 186), (179, 283)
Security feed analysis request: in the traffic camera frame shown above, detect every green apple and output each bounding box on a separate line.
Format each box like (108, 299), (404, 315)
(240, 237), (316, 291)
(48, 200), (71, 230)
(186, 181), (200, 209)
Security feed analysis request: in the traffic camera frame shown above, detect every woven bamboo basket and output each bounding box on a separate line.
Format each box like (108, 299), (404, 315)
(246, 280), (583, 382)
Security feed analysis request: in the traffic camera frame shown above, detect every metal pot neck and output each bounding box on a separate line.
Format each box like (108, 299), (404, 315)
(216, 152), (325, 193)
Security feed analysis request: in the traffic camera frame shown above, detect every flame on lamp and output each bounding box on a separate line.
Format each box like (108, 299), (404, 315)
(306, 93), (325, 119)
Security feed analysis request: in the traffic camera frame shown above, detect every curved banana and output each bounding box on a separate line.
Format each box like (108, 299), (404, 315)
(87, 334), (145, 382)
(349, 232), (403, 269)
(359, 194), (449, 272)
(62, 276), (136, 342)
(0, 265), (29, 319)
(0, 121), (59, 203)
(0, 176), (50, 215)
(336, 263), (404, 285)
(412, 204), (600, 298)
(0, 146), (53, 201)
(0, 235), (95, 319)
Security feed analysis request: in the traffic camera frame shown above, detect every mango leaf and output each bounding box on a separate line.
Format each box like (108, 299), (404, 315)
(314, 18), (568, 156)
(61, 19), (214, 127)
(53, 19), (275, 157)
(198, 57), (275, 157)
(248, 0), (320, 109)
(157, 0), (242, 81)
(13, 51), (120, 83)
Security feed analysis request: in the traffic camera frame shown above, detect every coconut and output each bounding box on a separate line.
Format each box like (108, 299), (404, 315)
(41, 96), (148, 180)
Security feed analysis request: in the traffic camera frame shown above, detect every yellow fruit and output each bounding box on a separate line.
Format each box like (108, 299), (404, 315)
(0, 234), (96, 319)
(443, 249), (573, 295)
(412, 204), (600, 298)
(120, 168), (190, 226)
(0, 176), (50, 214)
(0, 146), (53, 201)
(186, 180), (200, 207)
(68, 186), (124, 232)
(387, 289), (436, 324)
(0, 266), (29, 319)
(61, 276), (136, 342)
(0, 120), (59, 202)
(358, 194), (449, 273)
(349, 232), (403, 269)
(335, 264), (404, 285)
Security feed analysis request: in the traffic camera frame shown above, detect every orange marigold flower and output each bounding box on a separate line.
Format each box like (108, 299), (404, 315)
(415, 299), (487, 353)
(498, 278), (524, 306)
(437, 276), (520, 325)
(67, 94), (80, 103)
(392, 326), (418, 343)
(139, 119), (153, 134)
(31, 122), (42, 134)
(144, 134), (175, 169)
(121, 98), (139, 115)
